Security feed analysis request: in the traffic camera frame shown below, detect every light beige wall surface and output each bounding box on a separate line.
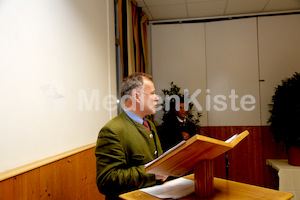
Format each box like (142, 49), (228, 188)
(151, 23), (207, 126)
(0, 0), (116, 173)
(258, 14), (300, 125)
(206, 17), (260, 126)
(151, 14), (300, 126)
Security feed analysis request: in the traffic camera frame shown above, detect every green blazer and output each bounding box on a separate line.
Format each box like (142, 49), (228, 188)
(95, 110), (163, 199)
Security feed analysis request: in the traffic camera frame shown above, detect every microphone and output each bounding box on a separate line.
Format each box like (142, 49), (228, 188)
(183, 115), (187, 126)
(184, 115), (212, 138)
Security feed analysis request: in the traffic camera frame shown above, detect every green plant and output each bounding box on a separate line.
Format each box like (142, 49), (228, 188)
(268, 72), (300, 148)
(161, 82), (201, 126)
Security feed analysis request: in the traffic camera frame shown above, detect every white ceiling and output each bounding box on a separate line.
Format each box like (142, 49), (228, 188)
(135, 0), (300, 21)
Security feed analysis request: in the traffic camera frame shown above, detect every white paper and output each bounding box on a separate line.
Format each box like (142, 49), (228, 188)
(144, 141), (186, 168)
(225, 133), (238, 143)
(139, 177), (194, 199)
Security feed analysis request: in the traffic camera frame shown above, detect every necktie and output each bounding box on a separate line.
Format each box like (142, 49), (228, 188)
(143, 120), (150, 131)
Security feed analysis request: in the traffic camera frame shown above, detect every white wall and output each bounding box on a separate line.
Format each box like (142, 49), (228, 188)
(206, 18), (260, 126)
(258, 14), (300, 125)
(151, 14), (300, 126)
(0, 0), (116, 173)
(151, 23), (207, 125)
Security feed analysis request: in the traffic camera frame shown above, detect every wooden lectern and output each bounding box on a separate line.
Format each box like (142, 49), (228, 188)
(120, 174), (294, 200)
(145, 130), (249, 198)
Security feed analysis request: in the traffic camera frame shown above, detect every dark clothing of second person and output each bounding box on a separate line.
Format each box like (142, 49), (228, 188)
(159, 114), (197, 152)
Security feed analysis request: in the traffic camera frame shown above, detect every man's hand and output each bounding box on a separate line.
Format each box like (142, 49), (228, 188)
(155, 174), (168, 182)
(181, 132), (190, 140)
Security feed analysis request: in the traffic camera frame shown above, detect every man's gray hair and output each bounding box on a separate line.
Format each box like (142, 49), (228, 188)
(120, 72), (153, 97)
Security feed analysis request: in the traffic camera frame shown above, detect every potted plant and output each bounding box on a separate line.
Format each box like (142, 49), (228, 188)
(156, 82), (203, 151)
(268, 72), (300, 166)
(161, 82), (201, 126)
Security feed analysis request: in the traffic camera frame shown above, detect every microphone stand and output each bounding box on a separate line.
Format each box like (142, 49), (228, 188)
(225, 152), (229, 180)
(197, 124), (230, 180)
(197, 124), (229, 179)
(185, 116), (230, 180)
(197, 125), (212, 138)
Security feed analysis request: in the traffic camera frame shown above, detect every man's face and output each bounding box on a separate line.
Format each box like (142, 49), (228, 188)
(138, 77), (159, 115)
(175, 102), (188, 120)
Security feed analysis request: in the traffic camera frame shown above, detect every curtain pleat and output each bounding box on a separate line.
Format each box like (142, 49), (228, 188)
(132, 2), (141, 73)
(131, 1), (149, 74)
(140, 10), (149, 73)
(127, 1), (135, 75)
(118, 0), (128, 78)
(118, 0), (149, 77)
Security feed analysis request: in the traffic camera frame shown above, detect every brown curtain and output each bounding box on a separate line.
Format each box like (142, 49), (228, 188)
(118, 0), (128, 78)
(131, 1), (149, 74)
(118, 0), (149, 77)
(140, 8), (149, 74)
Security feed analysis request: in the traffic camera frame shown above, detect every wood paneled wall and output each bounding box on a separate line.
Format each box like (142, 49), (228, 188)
(202, 126), (287, 189)
(0, 126), (286, 200)
(0, 147), (104, 200)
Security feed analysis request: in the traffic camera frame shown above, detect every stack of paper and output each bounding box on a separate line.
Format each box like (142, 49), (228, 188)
(139, 177), (194, 199)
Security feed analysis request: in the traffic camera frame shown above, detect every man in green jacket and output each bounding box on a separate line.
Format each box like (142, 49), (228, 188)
(95, 72), (167, 200)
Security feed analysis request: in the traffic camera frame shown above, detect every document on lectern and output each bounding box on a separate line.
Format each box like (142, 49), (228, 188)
(225, 133), (238, 143)
(145, 140), (186, 168)
(145, 130), (249, 177)
(139, 177), (194, 199)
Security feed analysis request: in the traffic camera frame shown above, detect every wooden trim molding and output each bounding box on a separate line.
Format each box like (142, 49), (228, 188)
(0, 143), (96, 182)
(0, 125), (288, 193)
